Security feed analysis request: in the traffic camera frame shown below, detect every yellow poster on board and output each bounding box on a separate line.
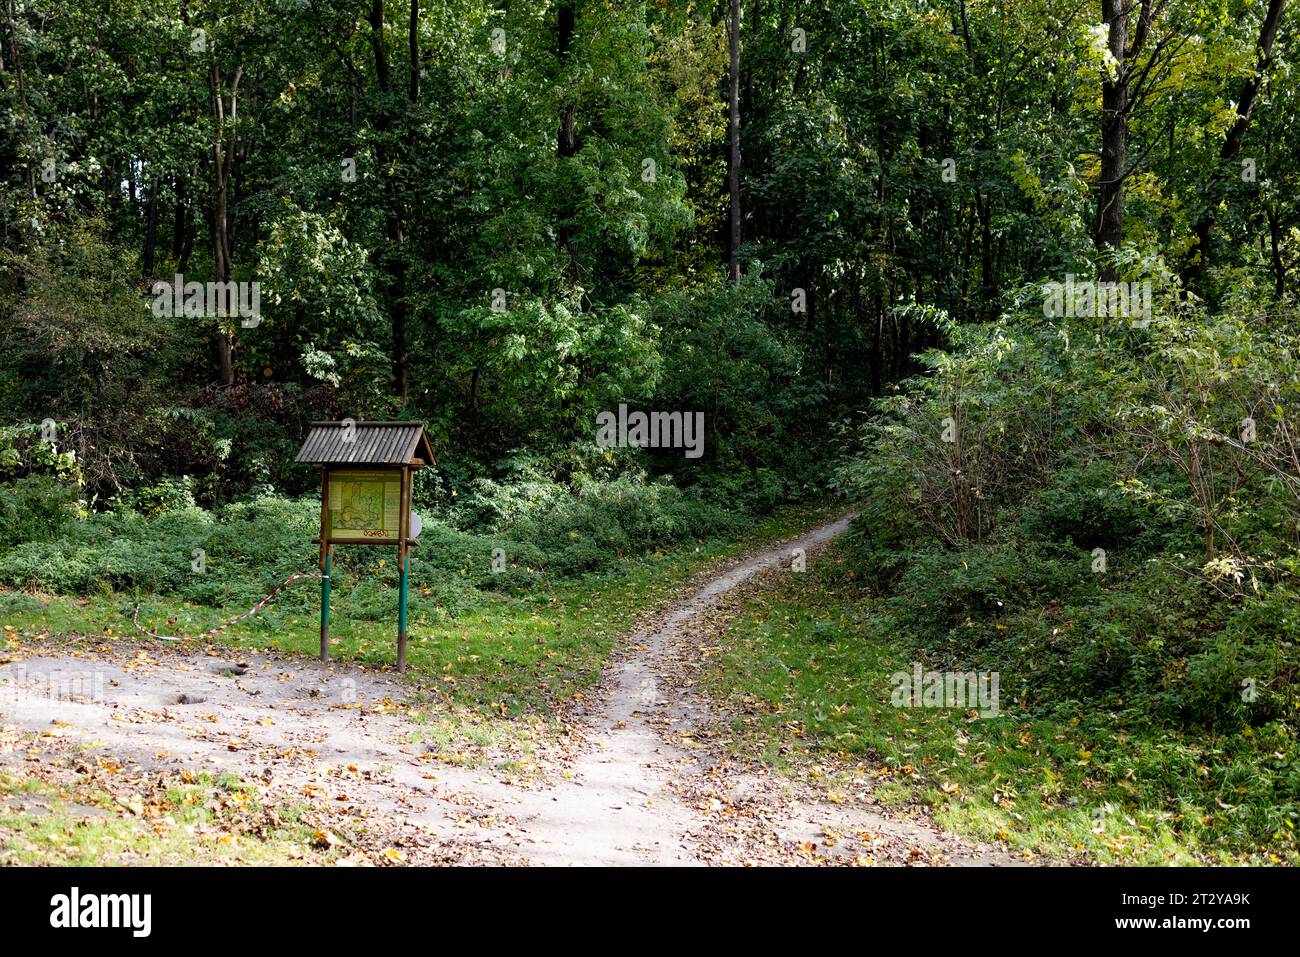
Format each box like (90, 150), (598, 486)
(326, 470), (402, 541)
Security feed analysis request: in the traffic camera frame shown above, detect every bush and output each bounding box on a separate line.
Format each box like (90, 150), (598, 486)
(1017, 459), (1163, 553)
(0, 467), (747, 610)
(508, 474), (736, 575)
(835, 279), (1300, 739)
(0, 475), (79, 548)
(888, 541), (1091, 660)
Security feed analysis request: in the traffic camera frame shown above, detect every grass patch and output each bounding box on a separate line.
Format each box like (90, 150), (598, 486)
(705, 542), (1300, 866)
(0, 755), (348, 866)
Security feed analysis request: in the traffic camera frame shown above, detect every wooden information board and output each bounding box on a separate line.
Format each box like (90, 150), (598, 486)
(295, 422), (435, 672)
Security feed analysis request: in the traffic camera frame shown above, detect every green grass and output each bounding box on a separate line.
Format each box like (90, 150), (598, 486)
(705, 543), (1300, 866)
(0, 761), (347, 866)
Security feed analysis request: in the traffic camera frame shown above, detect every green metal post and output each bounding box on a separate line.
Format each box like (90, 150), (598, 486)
(320, 547), (331, 662)
(397, 546), (409, 672)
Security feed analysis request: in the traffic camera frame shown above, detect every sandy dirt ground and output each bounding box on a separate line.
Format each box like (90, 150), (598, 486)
(0, 515), (1025, 866)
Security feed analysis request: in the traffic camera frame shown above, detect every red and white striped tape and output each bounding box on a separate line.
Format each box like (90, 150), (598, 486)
(132, 571), (328, 642)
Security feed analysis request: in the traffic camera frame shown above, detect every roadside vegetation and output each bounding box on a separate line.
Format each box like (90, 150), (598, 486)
(708, 286), (1300, 865)
(0, 736), (359, 866)
(709, 542), (1298, 865)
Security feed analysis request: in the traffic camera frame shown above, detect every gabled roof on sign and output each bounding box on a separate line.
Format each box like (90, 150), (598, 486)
(295, 421), (435, 466)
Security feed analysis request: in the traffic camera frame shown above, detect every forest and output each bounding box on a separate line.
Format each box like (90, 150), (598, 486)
(0, 0), (1298, 869)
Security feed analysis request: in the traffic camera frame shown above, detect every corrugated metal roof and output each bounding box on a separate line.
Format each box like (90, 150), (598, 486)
(295, 421), (435, 466)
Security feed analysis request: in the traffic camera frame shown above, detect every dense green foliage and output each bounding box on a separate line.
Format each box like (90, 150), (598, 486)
(1, 0), (1298, 860)
(837, 280), (1300, 734)
(0, 460), (745, 613)
(822, 282), (1300, 859)
(4, 1), (1294, 507)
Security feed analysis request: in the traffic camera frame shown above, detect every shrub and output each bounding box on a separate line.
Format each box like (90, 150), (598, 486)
(0, 475), (79, 548)
(836, 281), (1300, 739)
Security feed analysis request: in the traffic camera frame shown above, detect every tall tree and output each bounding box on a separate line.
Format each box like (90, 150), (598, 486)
(1184, 0), (1287, 289)
(727, 0), (741, 284)
(207, 58), (243, 386)
(1095, 0), (1196, 279)
(1096, 0), (1131, 261)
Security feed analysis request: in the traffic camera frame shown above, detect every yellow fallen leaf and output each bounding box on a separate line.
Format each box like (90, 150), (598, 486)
(314, 830), (344, 848)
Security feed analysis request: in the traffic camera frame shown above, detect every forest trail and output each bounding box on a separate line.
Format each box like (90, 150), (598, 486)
(1, 516), (1021, 866)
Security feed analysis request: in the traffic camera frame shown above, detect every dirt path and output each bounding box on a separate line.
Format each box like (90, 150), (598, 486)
(0, 516), (1022, 866)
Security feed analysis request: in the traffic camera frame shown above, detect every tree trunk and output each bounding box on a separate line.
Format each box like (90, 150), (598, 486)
(1268, 204), (1286, 301)
(1096, 0), (1128, 274)
(975, 189), (995, 317)
(143, 176), (159, 277)
(408, 0), (420, 103)
(555, 1), (579, 292)
(557, 1), (576, 158)
(1184, 0), (1286, 289)
(870, 289), (883, 396)
(171, 176), (186, 259)
(390, 0), (422, 403)
(727, 0), (742, 285)
(959, 203), (974, 317)
(368, 0), (412, 403)
(208, 60), (241, 387)
(4, 0), (36, 198)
